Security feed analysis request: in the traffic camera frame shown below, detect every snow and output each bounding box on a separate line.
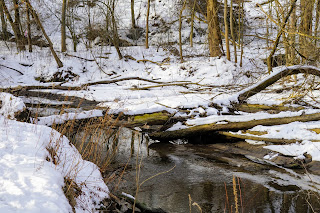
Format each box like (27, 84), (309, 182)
(0, 93), (26, 119)
(34, 109), (104, 126)
(0, 99), (109, 212)
(1, 0), (320, 210)
(0, 117), (109, 212)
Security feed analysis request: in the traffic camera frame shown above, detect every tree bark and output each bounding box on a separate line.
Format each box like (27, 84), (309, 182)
(146, 0), (150, 49)
(26, 6), (32, 52)
(131, 0), (136, 28)
(179, 0), (187, 63)
(230, 0), (237, 63)
(61, 0), (67, 52)
(207, 0), (223, 57)
(224, 0), (230, 60)
(190, 0), (196, 47)
(299, 0), (315, 62)
(0, 2), (7, 40)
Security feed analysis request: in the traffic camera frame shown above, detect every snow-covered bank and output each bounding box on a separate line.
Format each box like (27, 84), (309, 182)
(0, 110), (109, 212)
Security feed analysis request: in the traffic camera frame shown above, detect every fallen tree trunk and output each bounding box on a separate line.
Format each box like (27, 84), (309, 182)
(150, 111), (320, 140)
(237, 65), (320, 102)
(218, 131), (300, 144)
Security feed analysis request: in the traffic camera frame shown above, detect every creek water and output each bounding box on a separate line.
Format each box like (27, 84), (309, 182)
(72, 127), (320, 213)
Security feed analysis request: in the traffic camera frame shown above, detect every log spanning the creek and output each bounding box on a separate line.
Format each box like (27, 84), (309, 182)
(150, 112), (320, 140)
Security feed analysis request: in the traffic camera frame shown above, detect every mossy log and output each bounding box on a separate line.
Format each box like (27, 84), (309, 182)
(236, 104), (304, 113)
(150, 112), (320, 140)
(131, 111), (172, 126)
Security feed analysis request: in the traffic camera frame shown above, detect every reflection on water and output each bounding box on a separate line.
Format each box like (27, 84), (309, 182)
(71, 128), (320, 213)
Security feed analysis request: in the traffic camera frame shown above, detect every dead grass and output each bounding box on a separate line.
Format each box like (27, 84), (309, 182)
(27, 95), (124, 211)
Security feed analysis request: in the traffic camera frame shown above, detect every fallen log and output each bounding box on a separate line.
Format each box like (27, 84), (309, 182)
(150, 111), (320, 140)
(237, 65), (320, 102)
(218, 131), (300, 144)
(236, 104), (304, 113)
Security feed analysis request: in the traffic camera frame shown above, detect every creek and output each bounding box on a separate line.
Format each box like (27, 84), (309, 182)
(68, 127), (320, 213)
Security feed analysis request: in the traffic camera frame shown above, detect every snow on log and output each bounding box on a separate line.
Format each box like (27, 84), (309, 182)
(150, 111), (320, 141)
(236, 65), (320, 102)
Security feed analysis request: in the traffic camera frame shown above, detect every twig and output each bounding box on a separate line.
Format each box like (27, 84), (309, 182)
(137, 59), (169, 66)
(64, 53), (95, 62)
(0, 64), (23, 75)
(86, 77), (167, 86)
(129, 82), (195, 90)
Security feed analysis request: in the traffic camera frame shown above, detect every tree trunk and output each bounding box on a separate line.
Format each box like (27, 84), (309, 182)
(13, 0), (22, 38)
(25, 0), (63, 67)
(230, 0), (237, 63)
(179, 0), (187, 63)
(0, 2), (7, 40)
(190, 0), (196, 47)
(315, 0), (320, 43)
(299, 0), (315, 62)
(131, 0), (136, 28)
(207, 0), (223, 57)
(61, 0), (67, 52)
(26, 6), (32, 52)
(287, 0), (297, 66)
(224, 0), (230, 60)
(146, 0), (150, 49)
(0, 0), (25, 51)
(239, 0), (244, 66)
